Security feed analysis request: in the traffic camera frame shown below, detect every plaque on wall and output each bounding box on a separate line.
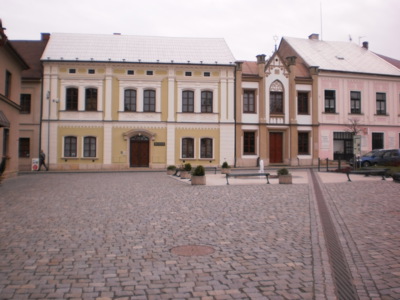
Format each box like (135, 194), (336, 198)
(154, 142), (165, 146)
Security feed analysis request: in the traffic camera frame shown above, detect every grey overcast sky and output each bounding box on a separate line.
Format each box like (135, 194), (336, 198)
(2, 0), (399, 61)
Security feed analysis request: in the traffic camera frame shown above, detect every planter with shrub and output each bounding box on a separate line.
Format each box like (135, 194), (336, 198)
(180, 163), (192, 179)
(191, 165), (206, 185)
(277, 168), (292, 184)
(166, 165), (176, 175)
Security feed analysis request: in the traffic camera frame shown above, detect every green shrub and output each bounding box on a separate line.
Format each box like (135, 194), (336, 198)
(277, 168), (289, 176)
(167, 165), (176, 171)
(183, 163), (192, 171)
(192, 165), (205, 176)
(221, 161), (230, 168)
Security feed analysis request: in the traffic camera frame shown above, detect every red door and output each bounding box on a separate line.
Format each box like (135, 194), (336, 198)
(130, 135), (149, 167)
(270, 132), (283, 163)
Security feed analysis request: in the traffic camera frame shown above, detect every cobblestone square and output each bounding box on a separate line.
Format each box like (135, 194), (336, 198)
(0, 171), (399, 299)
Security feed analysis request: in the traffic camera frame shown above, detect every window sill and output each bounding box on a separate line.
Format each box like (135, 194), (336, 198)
(322, 112), (338, 114)
(348, 112), (363, 115)
(62, 157), (78, 161)
(270, 113), (284, 117)
(374, 114), (389, 116)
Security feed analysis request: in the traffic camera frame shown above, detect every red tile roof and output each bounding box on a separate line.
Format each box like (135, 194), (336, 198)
(242, 61), (258, 75)
(11, 35), (49, 79)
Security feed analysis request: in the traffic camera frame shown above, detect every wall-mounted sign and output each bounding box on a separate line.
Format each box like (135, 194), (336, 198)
(154, 142), (165, 146)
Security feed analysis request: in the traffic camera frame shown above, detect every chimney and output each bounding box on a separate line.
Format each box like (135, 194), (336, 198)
(362, 41), (369, 50)
(308, 33), (319, 40)
(41, 33), (50, 41)
(256, 54), (266, 64)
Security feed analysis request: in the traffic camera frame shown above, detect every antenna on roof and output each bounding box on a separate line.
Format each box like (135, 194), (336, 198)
(320, 1), (323, 40)
(273, 35), (278, 51)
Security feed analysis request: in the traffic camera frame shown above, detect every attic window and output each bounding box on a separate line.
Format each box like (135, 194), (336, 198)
(185, 71), (192, 76)
(69, 68), (76, 74)
(335, 56), (345, 60)
(204, 72), (211, 77)
(88, 69), (95, 74)
(146, 70), (153, 76)
(127, 70), (134, 75)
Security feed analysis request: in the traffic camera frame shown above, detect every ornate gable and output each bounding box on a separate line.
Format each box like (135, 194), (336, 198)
(265, 52), (289, 78)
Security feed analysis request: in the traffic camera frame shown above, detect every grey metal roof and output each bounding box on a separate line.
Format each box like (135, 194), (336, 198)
(283, 37), (400, 76)
(41, 33), (236, 65)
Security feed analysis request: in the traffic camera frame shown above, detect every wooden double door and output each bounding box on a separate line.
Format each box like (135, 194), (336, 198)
(130, 135), (149, 167)
(269, 132), (283, 163)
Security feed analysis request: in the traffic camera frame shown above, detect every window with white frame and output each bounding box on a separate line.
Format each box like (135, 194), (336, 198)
(350, 91), (361, 114)
(298, 132), (309, 154)
(64, 136), (77, 157)
(143, 89), (156, 112)
(270, 81), (284, 114)
(200, 138), (213, 158)
(324, 90), (336, 113)
(376, 93), (386, 115)
(124, 89), (137, 112)
(182, 138), (194, 158)
(201, 91), (213, 113)
(85, 88), (97, 111)
(182, 90), (194, 112)
(66, 87), (78, 111)
(83, 136), (96, 158)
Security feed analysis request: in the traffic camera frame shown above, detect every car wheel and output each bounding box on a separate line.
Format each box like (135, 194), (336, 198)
(362, 161), (371, 167)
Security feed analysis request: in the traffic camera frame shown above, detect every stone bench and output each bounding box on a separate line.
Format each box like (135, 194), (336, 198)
(345, 168), (389, 182)
(225, 173), (270, 185)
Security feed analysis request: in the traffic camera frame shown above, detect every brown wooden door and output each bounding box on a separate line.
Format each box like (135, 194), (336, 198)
(269, 132), (283, 163)
(130, 135), (149, 167)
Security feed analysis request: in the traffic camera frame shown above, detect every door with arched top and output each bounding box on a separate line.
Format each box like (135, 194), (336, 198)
(130, 135), (149, 167)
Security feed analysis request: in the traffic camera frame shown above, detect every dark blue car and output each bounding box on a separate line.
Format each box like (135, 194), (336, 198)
(349, 149), (384, 167)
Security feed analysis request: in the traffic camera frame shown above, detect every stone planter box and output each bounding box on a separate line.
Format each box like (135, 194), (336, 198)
(167, 169), (176, 175)
(279, 174), (292, 184)
(191, 175), (206, 185)
(180, 170), (191, 179)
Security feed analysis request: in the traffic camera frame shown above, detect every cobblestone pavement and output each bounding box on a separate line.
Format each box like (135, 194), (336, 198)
(0, 171), (399, 299)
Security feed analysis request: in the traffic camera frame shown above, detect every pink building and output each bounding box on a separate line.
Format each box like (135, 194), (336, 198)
(278, 34), (400, 162)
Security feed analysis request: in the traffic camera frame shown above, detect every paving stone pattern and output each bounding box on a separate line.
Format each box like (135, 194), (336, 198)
(0, 172), (399, 299)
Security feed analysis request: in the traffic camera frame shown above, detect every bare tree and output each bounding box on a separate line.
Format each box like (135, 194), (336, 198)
(345, 118), (363, 136)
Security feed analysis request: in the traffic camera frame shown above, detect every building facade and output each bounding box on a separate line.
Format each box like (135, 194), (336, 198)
(40, 33), (236, 170)
(278, 34), (400, 162)
(0, 20), (29, 178)
(12, 33), (50, 171)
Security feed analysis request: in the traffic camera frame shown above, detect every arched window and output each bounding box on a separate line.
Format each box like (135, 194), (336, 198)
(270, 81), (283, 114)
(84, 136), (96, 157)
(124, 89), (136, 112)
(64, 136), (77, 157)
(66, 88), (78, 111)
(201, 138), (213, 158)
(182, 90), (194, 112)
(182, 138), (194, 158)
(201, 91), (213, 113)
(85, 88), (98, 111)
(144, 89), (156, 112)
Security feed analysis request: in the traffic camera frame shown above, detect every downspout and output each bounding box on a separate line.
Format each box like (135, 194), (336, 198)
(234, 64), (237, 168)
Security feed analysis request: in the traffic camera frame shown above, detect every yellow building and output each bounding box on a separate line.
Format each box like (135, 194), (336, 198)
(40, 33), (236, 170)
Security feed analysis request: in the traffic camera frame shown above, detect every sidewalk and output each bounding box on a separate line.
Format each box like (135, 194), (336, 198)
(172, 169), (393, 185)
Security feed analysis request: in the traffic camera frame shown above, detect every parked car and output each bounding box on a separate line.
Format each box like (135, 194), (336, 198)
(379, 149), (400, 166)
(349, 149), (384, 167)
